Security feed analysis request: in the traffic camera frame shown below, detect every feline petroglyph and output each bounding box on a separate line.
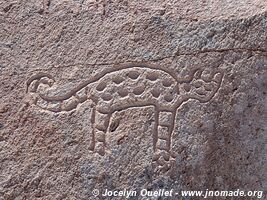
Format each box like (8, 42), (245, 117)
(26, 63), (223, 170)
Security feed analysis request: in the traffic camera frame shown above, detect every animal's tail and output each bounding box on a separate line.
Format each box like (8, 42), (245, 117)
(26, 73), (88, 112)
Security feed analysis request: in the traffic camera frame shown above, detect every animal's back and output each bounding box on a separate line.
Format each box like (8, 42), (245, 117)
(90, 67), (180, 113)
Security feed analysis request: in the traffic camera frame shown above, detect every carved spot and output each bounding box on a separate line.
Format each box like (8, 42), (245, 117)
(195, 88), (207, 96)
(101, 93), (113, 101)
(95, 130), (105, 142)
(118, 89), (128, 97)
(127, 71), (140, 79)
(151, 89), (161, 98)
(193, 80), (202, 88)
(164, 94), (174, 102)
(96, 82), (106, 91)
(112, 76), (124, 84)
(204, 84), (213, 91)
(183, 83), (191, 92)
(146, 72), (158, 81)
(133, 85), (145, 95)
(162, 79), (173, 87)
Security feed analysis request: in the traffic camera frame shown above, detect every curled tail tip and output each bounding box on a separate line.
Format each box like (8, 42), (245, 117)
(26, 72), (55, 93)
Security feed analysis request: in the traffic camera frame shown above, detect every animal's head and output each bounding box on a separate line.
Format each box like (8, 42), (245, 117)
(179, 69), (224, 103)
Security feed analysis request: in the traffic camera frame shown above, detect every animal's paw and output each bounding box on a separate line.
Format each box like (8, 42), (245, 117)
(152, 150), (176, 174)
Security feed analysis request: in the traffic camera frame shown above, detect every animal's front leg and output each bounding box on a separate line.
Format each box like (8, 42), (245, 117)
(94, 110), (111, 156)
(153, 110), (176, 171)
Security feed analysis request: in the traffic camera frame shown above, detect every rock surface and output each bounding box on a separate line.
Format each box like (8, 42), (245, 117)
(0, 1), (266, 199)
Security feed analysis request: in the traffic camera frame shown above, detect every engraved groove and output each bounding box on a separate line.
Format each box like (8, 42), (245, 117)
(204, 84), (213, 91)
(193, 80), (202, 88)
(162, 79), (173, 87)
(151, 88), (161, 98)
(96, 82), (106, 91)
(112, 76), (124, 84)
(195, 88), (206, 96)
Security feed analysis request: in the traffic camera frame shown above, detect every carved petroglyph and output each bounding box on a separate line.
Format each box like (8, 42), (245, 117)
(25, 63), (224, 171)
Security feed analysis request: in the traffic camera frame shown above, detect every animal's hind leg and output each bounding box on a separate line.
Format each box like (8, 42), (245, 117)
(153, 110), (176, 170)
(93, 110), (111, 156)
(89, 106), (96, 152)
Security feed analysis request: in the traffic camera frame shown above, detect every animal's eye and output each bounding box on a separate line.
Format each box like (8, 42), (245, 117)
(164, 94), (173, 102)
(101, 93), (113, 101)
(117, 89), (128, 97)
(204, 84), (213, 91)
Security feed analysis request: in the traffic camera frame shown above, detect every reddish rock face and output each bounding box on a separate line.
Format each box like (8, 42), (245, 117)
(0, 1), (266, 199)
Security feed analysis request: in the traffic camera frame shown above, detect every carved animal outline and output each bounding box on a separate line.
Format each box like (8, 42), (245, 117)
(26, 63), (224, 170)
